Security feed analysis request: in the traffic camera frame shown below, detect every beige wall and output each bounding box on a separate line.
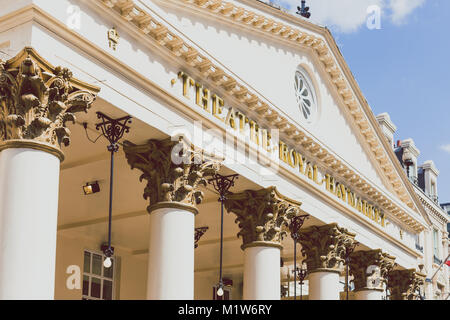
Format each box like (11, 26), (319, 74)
(54, 233), (147, 300)
(54, 232), (245, 300)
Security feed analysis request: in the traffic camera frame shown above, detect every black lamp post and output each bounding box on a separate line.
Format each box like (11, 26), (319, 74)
(95, 112), (132, 267)
(289, 214), (309, 300)
(344, 241), (359, 300)
(207, 173), (239, 297)
(295, 264), (308, 300)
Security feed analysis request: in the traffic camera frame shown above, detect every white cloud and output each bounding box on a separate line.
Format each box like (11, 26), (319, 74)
(270, 0), (426, 33)
(440, 144), (450, 154)
(390, 0), (425, 24)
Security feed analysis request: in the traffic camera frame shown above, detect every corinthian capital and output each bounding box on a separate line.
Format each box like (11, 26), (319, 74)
(349, 249), (396, 291)
(298, 223), (356, 273)
(0, 47), (98, 160)
(224, 187), (302, 249)
(387, 269), (426, 300)
(123, 138), (221, 214)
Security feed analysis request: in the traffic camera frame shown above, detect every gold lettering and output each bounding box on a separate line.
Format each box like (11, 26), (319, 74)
(313, 165), (323, 185)
(324, 174), (336, 193)
(194, 84), (210, 111)
(357, 198), (363, 213)
(362, 200), (368, 216)
(249, 120), (259, 145)
(179, 72), (195, 99)
(296, 153), (305, 174)
(366, 205), (374, 220)
(195, 83), (202, 107)
(336, 183), (347, 201)
(347, 189), (357, 208)
(373, 208), (380, 223)
(173, 72), (385, 228)
(201, 89), (210, 111)
(279, 141), (289, 164)
(211, 94), (224, 122)
(288, 149), (297, 168)
(261, 129), (270, 152)
(305, 163), (314, 180)
(226, 108), (237, 129)
(235, 111), (247, 134)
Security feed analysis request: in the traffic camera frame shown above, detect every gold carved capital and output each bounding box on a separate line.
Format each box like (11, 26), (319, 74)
(0, 47), (99, 160)
(387, 269), (426, 300)
(298, 223), (356, 273)
(224, 187), (302, 249)
(349, 249), (396, 291)
(123, 138), (221, 213)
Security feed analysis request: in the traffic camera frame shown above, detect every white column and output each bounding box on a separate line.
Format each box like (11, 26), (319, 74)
(243, 246), (280, 300)
(0, 147), (61, 299)
(147, 206), (195, 300)
(308, 271), (341, 300)
(354, 289), (383, 300)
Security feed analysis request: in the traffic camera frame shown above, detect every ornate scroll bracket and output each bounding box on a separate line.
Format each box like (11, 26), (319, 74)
(195, 226), (208, 248)
(224, 186), (302, 249)
(0, 47), (99, 160)
(123, 137), (221, 214)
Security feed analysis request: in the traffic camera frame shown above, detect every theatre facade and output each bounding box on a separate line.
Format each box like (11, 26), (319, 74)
(0, 0), (448, 300)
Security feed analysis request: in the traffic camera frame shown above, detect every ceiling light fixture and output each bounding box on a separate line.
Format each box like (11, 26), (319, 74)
(208, 173), (239, 298)
(95, 112), (132, 268)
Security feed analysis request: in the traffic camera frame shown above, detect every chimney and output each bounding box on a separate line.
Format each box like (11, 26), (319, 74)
(376, 113), (397, 149)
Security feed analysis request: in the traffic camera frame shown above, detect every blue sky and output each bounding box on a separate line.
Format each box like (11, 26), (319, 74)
(270, 0), (450, 203)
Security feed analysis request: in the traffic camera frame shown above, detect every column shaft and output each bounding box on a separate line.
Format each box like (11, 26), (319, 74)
(308, 271), (341, 300)
(243, 246), (280, 300)
(147, 207), (195, 300)
(0, 148), (60, 299)
(355, 289), (383, 300)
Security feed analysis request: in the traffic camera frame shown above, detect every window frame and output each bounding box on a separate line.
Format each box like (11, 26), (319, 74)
(432, 229), (440, 259)
(82, 249), (116, 300)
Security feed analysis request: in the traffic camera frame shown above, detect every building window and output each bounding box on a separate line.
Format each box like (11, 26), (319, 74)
(433, 229), (440, 260)
(82, 250), (115, 300)
(294, 67), (317, 124)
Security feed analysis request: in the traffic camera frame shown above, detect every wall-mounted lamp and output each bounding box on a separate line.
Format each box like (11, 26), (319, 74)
(83, 181), (100, 195)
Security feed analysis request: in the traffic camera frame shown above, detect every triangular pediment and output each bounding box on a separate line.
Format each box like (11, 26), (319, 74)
(96, 0), (429, 231)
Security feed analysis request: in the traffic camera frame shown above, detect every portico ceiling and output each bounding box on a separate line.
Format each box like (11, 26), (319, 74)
(57, 97), (331, 274)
